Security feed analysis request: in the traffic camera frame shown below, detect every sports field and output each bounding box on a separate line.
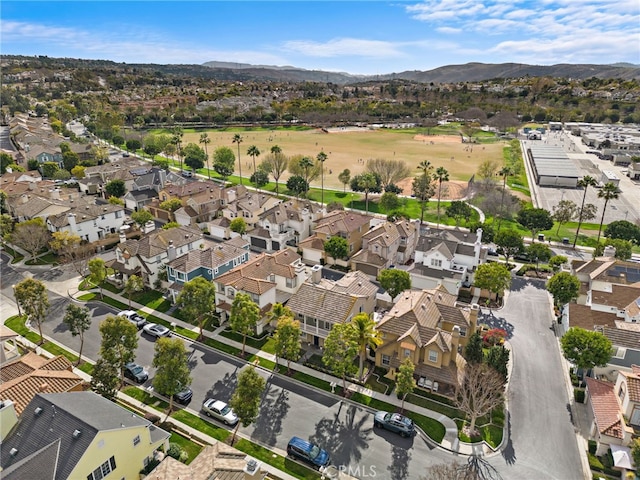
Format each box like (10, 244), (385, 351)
(181, 126), (507, 198)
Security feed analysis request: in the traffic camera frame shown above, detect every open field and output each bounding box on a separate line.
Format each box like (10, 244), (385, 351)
(179, 127), (507, 192)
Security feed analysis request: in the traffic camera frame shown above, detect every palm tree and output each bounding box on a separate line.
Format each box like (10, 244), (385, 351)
(247, 145), (260, 175)
(434, 166), (449, 229)
(596, 182), (619, 242)
(358, 172), (378, 214)
(573, 175), (597, 248)
(171, 128), (184, 172)
(352, 313), (382, 381)
(317, 151), (328, 205)
(496, 166), (514, 232)
(232, 134), (243, 185)
(299, 156), (314, 195)
(199, 133), (211, 180)
(417, 160), (433, 225)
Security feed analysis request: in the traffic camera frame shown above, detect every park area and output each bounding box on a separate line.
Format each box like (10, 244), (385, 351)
(178, 125), (507, 198)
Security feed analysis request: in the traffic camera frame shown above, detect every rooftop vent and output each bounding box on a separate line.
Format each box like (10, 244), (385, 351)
(34, 407), (43, 416)
(72, 429), (81, 439)
(9, 448), (18, 457)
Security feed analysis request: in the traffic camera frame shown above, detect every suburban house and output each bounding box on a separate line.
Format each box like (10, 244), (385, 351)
(298, 210), (372, 265)
(351, 220), (419, 277)
(108, 225), (205, 287)
(0, 391), (170, 480)
(408, 227), (485, 295)
(78, 159), (146, 195)
(166, 236), (251, 303)
(0, 325), (20, 365)
(375, 287), (479, 394)
(287, 269), (378, 346)
(0, 352), (84, 417)
(46, 202), (125, 242)
(149, 180), (227, 225)
(222, 191), (281, 228)
(248, 201), (322, 252)
(215, 249), (306, 333)
(122, 167), (167, 210)
(6, 193), (73, 222)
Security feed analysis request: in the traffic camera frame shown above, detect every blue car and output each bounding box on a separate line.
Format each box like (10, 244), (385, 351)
(287, 436), (330, 470)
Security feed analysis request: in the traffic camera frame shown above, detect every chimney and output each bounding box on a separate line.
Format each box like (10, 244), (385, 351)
(168, 240), (176, 261)
(603, 245), (616, 258)
(39, 382), (49, 392)
(20, 194), (29, 204)
(311, 264), (323, 284)
(243, 457), (263, 480)
(28, 182), (36, 191)
(451, 326), (460, 361)
(67, 213), (77, 232)
(470, 303), (479, 330)
(50, 188), (61, 200)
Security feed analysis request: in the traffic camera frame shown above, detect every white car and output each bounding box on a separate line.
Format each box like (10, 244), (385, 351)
(118, 310), (148, 329)
(142, 323), (171, 338)
(202, 398), (238, 425)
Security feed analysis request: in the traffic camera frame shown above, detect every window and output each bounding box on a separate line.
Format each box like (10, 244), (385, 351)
(381, 354), (390, 366)
(87, 456), (116, 480)
(176, 272), (185, 281)
(430, 258), (442, 268)
(428, 350), (438, 363)
(619, 383), (626, 402)
(459, 328), (467, 337)
(115, 211), (123, 219)
(286, 277), (297, 288)
(404, 349), (411, 358)
(612, 346), (626, 359)
(133, 435), (141, 446)
(227, 288), (235, 298)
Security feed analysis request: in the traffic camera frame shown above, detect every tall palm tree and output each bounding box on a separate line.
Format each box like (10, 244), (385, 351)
(417, 160), (433, 226)
(434, 166), (449, 229)
(232, 134), (243, 185)
(352, 313), (382, 381)
(596, 182), (619, 242)
(358, 172), (378, 214)
(171, 128), (183, 172)
(299, 156), (314, 196)
(247, 145), (260, 175)
(199, 133), (211, 180)
(573, 175), (597, 248)
(317, 151), (328, 205)
(496, 166), (514, 232)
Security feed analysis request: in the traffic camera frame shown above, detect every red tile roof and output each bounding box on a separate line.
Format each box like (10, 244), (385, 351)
(585, 377), (624, 439)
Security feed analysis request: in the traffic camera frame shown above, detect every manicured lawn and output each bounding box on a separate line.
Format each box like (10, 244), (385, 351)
(2, 245), (24, 263)
(25, 252), (59, 265)
(234, 439), (321, 480)
(169, 432), (203, 464)
(171, 410), (230, 442)
(219, 329), (270, 349)
(122, 386), (169, 412)
(131, 289), (172, 312)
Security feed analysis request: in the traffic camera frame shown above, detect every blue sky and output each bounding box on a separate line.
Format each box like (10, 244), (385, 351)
(2, 1), (639, 75)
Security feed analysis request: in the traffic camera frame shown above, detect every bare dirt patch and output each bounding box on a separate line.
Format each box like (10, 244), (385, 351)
(395, 178), (468, 200)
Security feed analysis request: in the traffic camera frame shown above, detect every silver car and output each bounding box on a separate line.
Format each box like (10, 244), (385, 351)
(202, 398), (238, 425)
(142, 323), (171, 338)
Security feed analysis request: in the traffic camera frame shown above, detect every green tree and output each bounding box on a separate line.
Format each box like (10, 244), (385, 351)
(413, 160), (435, 224)
(229, 292), (260, 356)
(162, 222), (180, 230)
(604, 220), (640, 244)
(62, 303), (91, 365)
(496, 165), (514, 231)
(378, 269), (411, 300)
(631, 438), (640, 477)
(433, 166), (449, 228)
(153, 337), (192, 417)
(230, 217), (247, 235)
(183, 142), (206, 172)
(10, 218), (50, 260)
(494, 229), (524, 265)
(597, 182), (619, 243)
(464, 331), (484, 364)
(516, 207), (554, 241)
(124, 274), (144, 308)
(250, 169), (269, 190)
(323, 236), (349, 262)
(323, 322), (359, 393)
(0, 213), (14, 238)
(286, 175), (309, 198)
(247, 144), (260, 177)
(395, 357), (416, 413)
(125, 139), (142, 152)
(62, 150), (79, 172)
(560, 327), (612, 371)
(486, 345), (510, 383)
(268, 303), (293, 326)
(88, 258), (107, 299)
(229, 366), (266, 444)
(338, 168), (351, 193)
(573, 179), (598, 240)
(159, 198), (183, 212)
(91, 358), (119, 400)
(213, 146), (236, 182)
(53, 169), (71, 181)
(0, 152), (13, 174)
(552, 200), (578, 235)
(352, 313), (382, 381)
(379, 191), (400, 214)
(71, 165), (86, 179)
(98, 315), (138, 388)
(546, 271), (581, 307)
(548, 255), (567, 272)
(40, 162), (59, 178)
(131, 209), (153, 228)
(446, 201), (473, 226)
(108, 196), (125, 206)
(105, 179), (126, 198)
(594, 238), (633, 260)
(14, 278), (49, 342)
(273, 315), (301, 373)
(176, 277), (216, 340)
(317, 151), (328, 205)
(232, 134), (244, 185)
(526, 242), (553, 272)
(199, 133), (212, 179)
(474, 262), (512, 301)
(355, 172), (379, 214)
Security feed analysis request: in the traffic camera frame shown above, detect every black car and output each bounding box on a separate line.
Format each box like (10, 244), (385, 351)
(124, 362), (149, 383)
(173, 386), (193, 405)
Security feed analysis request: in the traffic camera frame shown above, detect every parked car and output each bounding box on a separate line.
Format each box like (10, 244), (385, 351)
(287, 437), (330, 470)
(124, 362), (149, 383)
(173, 386), (193, 405)
(202, 398), (239, 425)
(373, 411), (415, 437)
(142, 323), (171, 338)
(118, 310), (148, 329)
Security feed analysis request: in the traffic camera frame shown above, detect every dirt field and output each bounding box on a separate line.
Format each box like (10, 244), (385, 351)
(183, 127), (506, 191)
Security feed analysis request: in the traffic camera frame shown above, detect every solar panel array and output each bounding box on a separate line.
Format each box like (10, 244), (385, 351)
(609, 265), (640, 283)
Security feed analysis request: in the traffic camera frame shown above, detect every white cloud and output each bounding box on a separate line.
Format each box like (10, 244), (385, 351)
(281, 38), (404, 58)
(436, 26), (462, 34)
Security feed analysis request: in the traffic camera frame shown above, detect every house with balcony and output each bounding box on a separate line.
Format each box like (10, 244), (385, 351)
(166, 237), (251, 303)
(0, 391), (170, 480)
(287, 269), (378, 346)
(375, 287), (479, 395)
(299, 210), (372, 265)
(351, 220), (419, 277)
(248, 201), (321, 252)
(408, 227), (485, 295)
(108, 225), (205, 287)
(46, 202), (125, 242)
(215, 249), (306, 334)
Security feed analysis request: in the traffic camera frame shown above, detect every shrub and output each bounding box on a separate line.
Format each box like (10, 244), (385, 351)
(482, 328), (507, 347)
(574, 388), (585, 404)
(588, 440), (597, 455)
(588, 452), (604, 471)
(167, 442), (188, 462)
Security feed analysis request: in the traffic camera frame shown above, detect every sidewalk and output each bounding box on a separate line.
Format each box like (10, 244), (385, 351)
(73, 286), (501, 457)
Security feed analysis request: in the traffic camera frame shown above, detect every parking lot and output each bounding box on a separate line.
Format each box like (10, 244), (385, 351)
(524, 131), (640, 225)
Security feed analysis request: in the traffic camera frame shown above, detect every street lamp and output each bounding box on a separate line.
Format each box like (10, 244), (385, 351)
(12, 285), (22, 317)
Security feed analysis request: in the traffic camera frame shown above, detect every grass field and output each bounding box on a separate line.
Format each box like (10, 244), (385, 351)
(159, 125), (507, 190)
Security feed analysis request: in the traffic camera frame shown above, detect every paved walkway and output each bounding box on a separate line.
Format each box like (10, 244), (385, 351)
(71, 286), (501, 457)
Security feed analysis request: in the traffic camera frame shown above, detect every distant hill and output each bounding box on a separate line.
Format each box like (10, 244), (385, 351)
(202, 61), (640, 84)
